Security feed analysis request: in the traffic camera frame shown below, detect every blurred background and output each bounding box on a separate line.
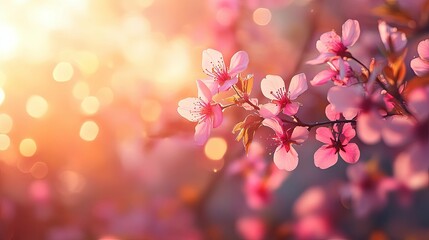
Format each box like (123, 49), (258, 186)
(0, 0), (429, 239)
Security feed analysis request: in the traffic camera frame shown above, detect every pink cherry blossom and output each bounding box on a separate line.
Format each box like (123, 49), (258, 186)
(378, 21), (407, 53)
(177, 80), (223, 145)
(327, 85), (387, 144)
(202, 48), (249, 92)
(342, 163), (398, 217)
(314, 123), (360, 169)
(311, 59), (358, 86)
(411, 39), (429, 77)
(236, 216), (266, 240)
(307, 19), (360, 65)
(262, 117), (308, 171)
(260, 73), (308, 116)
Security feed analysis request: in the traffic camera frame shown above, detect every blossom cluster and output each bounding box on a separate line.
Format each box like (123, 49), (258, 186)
(178, 19), (429, 189)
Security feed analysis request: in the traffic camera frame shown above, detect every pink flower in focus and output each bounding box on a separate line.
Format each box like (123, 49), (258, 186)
(378, 21), (407, 53)
(262, 117), (308, 171)
(178, 80), (223, 145)
(260, 73), (308, 116)
(307, 19), (360, 65)
(314, 123), (360, 169)
(311, 59), (358, 86)
(411, 39), (429, 77)
(202, 48), (249, 92)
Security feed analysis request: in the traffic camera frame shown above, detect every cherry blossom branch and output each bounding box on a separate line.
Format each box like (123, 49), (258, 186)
(281, 117), (356, 130)
(232, 85), (260, 110)
(349, 56), (413, 116)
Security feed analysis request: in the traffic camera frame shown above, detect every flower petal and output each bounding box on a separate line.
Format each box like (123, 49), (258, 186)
(314, 145), (338, 169)
(356, 110), (383, 145)
(340, 143), (360, 164)
(311, 70), (336, 86)
(202, 49), (225, 76)
(382, 115), (413, 147)
(306, 52), (334, 65)
(177, 97), (201, 122)
(194, 119), (211, 145)
(211, 104), (223, 128)
(261, 75), (286, 100)
(315, 127), (333, 144)
(417, 39), (429, 60)
(325, 104), (340, 121)
(218, 77), (238, 92)
(282, 102), (300, 116)
(259, 103), (280, 118)
(197, 80), (212, 102)
(341, 123), (356, 144)
(262, 117), (283, 136)
(288, 73), (308, 100)
(342, 19), (360, 47)
(274, 145), (298, 171)
(229, 51), (249, 76)
(410, 58), (429, 77)
(407, 86), (429, 122)
(291, 126), (309, 144)
(327, 85), (362, 113)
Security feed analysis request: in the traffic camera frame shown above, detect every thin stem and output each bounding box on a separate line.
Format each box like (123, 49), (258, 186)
(232, 85), (260, 110)
(221, 102), (237, 110)
(281, 118), (356, 130)
(349, 56), (414, 117)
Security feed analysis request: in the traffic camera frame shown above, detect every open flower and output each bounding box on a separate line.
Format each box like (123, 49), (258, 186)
(411, 39), (429, 77)
(202, 48), (249, 93)
(262, 117), (308, 171)
(310, 59), (358, 86)
(314, 123), (360, 169)
(307, 19), (360, 65)
(260, 73), (308, 116)
(378, 21), (407, 53)
(177, 80), (223, 145)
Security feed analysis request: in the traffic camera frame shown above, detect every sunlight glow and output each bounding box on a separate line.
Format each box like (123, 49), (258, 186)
(53, 62), (74, 82)
(19, 138), (37, 157)
(204, 137), (228, 161)
(80, 121), (99, 141)
(26, 95), (49, 118)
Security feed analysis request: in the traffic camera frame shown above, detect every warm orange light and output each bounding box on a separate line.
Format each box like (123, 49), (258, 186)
(74, 51), (99, 76)
(253, 8), (272, 26)
(204, 137), (228, 161)
(30, 161), (49, 179)
(19, 138), (37, 157)
(79, 120), (99, 141)
(80, 96), (100, 115)
(26, 95), (49, 118)
(53, 62), (74, 82)
(72, 81), (90, 100)
(0, 134), (10, 151)
(0, 113), (13, 133)
(140, 99), (162, 122)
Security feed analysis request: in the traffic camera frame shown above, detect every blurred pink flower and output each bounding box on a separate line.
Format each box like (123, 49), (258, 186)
(260, 73), (308, 116)
(307, 19), (360, 65)
(262, 117), (308, 171)
(311, 59), (358, 86)
(327, 85), (387, 144)
(378, 21), (407, 53)
(342, 163), (398, 217)
(244, 164), (288, 209)
(202, 48), (249, 92)
(314, 123), (360, 169)
(411, 39), (429, 77)
(178, 80), (223, 145)
(236, 217), (266, 240)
